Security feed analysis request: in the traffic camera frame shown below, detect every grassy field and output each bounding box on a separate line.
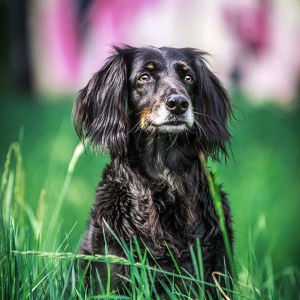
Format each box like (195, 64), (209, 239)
(0, 93), (300, 299)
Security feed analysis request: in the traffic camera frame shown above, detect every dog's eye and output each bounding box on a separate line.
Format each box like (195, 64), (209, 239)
(138, 74), (150, 83)
(184, 75), (194, 83)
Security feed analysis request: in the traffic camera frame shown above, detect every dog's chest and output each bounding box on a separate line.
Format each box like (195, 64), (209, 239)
(95, 165), (218, 246)
(152, 186), (195, 230)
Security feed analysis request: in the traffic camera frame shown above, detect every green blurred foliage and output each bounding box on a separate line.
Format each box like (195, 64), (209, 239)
(218, 94), (300, 272)
(0, 93), (299, 274)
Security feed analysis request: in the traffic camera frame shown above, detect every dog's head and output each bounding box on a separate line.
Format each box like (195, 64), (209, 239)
(73, 46), (232, 160)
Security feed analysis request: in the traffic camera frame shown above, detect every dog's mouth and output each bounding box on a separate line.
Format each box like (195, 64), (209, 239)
(161, 120), (186, 126)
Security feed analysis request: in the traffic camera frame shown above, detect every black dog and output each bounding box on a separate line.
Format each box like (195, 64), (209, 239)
(73, 45), (233, 297)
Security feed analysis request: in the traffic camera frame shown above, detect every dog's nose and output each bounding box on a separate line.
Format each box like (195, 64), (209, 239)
(166, 95), (189, 115)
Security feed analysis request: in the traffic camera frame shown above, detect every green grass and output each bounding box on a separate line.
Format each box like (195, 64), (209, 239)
(0, 93), (300, 299)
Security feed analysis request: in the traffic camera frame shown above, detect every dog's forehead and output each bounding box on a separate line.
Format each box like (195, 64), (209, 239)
(132, 48), (164, 69)
(132, 47), (192, 70)
(160, 47), (191, 62)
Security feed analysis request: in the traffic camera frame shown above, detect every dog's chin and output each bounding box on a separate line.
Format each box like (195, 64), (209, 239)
(156, 121), (189, 133)
(158, 125), (186, 133)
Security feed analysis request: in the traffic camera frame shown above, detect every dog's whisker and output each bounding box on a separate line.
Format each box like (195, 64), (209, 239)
(134, 125), (142, 133)
(127, 122), (141, 134)
(133, 120), (143, 133)
(167, 133), (179, 150)
(194, 119), (209, 142)
(193, 111), (217, 122)
(136, 121), (144, 145)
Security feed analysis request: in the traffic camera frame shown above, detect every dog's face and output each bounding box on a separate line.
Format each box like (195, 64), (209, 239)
(73, 46), (232, 159)
(129, 48), (195, 134)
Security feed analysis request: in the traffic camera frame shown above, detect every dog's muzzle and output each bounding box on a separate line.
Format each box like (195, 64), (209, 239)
(150, 94), (194, 133)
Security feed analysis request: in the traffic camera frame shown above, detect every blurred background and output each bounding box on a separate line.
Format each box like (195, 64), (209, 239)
(0, 0), (299, 290)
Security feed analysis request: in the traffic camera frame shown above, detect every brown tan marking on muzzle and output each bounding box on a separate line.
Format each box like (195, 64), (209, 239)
(140, 109), (152, 129)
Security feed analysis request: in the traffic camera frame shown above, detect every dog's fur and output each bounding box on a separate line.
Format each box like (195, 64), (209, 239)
(73, 45), (233, 296)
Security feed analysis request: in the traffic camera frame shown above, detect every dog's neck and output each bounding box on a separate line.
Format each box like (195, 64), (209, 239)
(128, 131), (201, 185)
(124, 131), (203, 231)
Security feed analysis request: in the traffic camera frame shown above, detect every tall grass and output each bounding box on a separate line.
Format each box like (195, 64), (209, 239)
(0, 142), (299, 299)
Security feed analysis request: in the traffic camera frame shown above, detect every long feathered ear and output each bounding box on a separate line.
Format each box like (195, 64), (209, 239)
(73, 46), (132, 158)
(187, 49), (233, 160)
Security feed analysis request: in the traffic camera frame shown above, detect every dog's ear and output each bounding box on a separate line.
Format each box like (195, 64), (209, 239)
(73, 46), (132, 158)
(188, 49), (232, 160)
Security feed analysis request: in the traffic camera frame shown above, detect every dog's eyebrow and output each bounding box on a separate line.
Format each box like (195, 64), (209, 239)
(145, 62), (156, 70)
(174, 62), (190, 71)
(144, 61), (162, 71)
